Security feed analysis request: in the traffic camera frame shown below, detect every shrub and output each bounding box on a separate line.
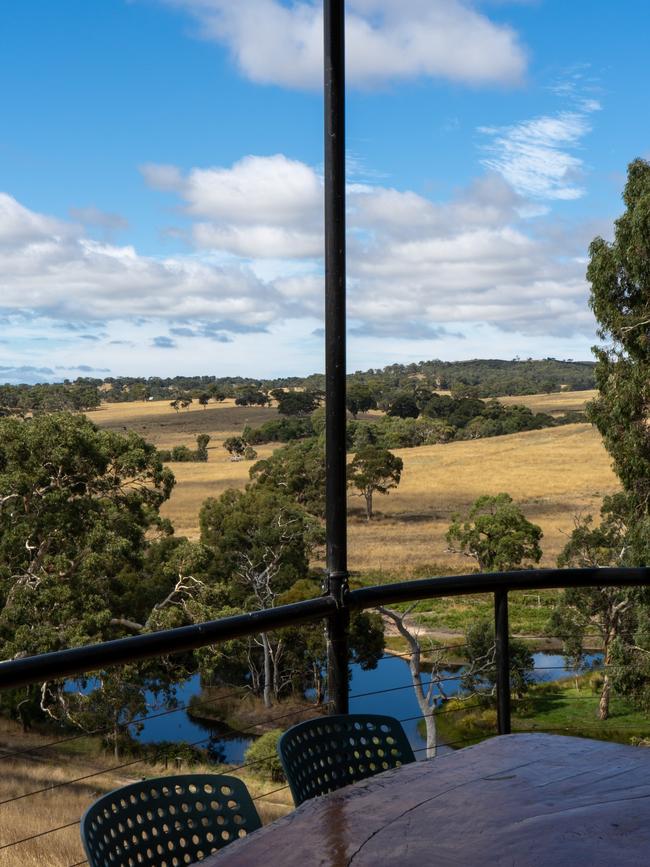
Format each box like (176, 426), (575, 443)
(170, 445), (194, 462)
(244, 730), (286, 782)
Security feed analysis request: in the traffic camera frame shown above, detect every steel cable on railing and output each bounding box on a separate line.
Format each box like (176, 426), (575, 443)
(0, 647), (456, 763)
(348, 670), (468, 702)
(378, 642), (469, 661)
(0, 692), (336, 807)
(0, 818), (81, 852)
(0, 684), (251, 763)
(1, 693), (489, 855)
(0, 647), (473, 765)
(0, 659), (599, 765)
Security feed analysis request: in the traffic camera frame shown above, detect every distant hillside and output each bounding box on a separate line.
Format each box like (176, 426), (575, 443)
(1, 357), (596, 412)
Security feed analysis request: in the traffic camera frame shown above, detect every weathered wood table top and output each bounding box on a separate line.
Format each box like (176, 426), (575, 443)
(200, 733), (650, 866)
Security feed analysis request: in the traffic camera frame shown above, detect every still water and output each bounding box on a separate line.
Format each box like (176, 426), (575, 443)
(134, 652), (601, 763)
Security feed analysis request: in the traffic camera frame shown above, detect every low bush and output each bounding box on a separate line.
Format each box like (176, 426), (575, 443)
(244, 730), (286, 782)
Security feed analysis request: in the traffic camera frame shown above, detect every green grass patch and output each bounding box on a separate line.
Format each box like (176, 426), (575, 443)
(513, 677), (650, 742)
(406, 589), (561, 636)
(427, 675), (650, 749)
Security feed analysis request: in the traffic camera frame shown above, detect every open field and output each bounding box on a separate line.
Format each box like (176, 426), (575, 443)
(94, 397), (619, 575)
(0, 718), (292, 867)
(92, 398), (280, 448)
(499, 389), (597, 415)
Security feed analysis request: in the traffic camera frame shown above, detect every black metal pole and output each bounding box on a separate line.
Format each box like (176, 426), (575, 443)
(324, 0), (349, 715)
(494, 589), (511, 735)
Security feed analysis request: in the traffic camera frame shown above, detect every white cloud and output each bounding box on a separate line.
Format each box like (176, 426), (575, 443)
(0, 193), (73, 247)
(0, 193), (290, 329)
(143, 155), (323, 258)
(164, 0), (527, 89)
(0, 150), (596, 358)
(479, 87), (601, 200)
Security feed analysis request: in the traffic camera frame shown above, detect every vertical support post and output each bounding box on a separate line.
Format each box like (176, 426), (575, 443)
(324, 0), (349, 715)
(494, 589), (511, 735)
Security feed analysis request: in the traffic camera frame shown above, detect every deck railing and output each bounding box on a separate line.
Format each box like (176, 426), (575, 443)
(2, 565), (650, 732)
(1, 565), (650, 865)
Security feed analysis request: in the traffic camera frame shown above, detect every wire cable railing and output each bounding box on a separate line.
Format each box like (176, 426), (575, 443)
(2, 565), (649, 865)
(0, 651), (495, 861)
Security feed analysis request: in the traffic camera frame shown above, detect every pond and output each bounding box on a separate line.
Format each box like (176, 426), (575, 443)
(133, 651), (602, 763)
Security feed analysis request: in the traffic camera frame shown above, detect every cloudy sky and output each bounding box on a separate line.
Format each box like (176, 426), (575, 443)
(1, 0), (648, 383)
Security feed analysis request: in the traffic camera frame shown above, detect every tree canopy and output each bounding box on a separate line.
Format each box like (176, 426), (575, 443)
(446, 493), (543, 572)
(347, 446), (403, 521)
(587, 159), (650, 521)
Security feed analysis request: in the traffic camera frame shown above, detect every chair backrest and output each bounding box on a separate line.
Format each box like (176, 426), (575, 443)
(278, 714), (416, 806)
(81, 773), (262, 867)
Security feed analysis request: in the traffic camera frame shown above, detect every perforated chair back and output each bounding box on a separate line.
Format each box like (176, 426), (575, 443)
(80, 773), (262, 867)
(278, 713), (416, 806)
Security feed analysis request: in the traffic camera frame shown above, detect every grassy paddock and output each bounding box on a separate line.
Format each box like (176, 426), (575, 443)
(0, 717), (292, 867)
(94, 399), (619, 572)
(499, 389), (597, 415)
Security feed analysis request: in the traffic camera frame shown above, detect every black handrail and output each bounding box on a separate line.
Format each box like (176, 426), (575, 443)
(0, 595), (336, 691)
(345, 566), (650, 609)
(2, 566), (650, 739)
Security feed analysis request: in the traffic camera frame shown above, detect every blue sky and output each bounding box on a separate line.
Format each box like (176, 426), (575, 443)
(1, 0), (648, 383)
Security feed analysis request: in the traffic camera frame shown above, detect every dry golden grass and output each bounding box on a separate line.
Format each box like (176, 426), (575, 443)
(0, 719), (292, 866)
(92, 398), (281, 450)
(347, 422), (617, 574)
(499, 389), (597, 415)
(93, 398), (619, 575)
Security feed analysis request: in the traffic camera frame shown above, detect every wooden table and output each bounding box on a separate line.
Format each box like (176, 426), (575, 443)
(202, 734), (650, 866)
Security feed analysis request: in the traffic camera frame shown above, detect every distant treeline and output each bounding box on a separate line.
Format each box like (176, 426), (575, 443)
(0, 381), (101, 415)
(242, 395), (585, 450)
(97, 357), (596, 400)
(0, 358), (595, 415)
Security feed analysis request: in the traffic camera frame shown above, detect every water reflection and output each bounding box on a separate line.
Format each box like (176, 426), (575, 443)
(132, 652), (602, 763)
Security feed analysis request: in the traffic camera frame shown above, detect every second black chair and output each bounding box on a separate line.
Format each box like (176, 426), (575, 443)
(278, 713), (415, 806)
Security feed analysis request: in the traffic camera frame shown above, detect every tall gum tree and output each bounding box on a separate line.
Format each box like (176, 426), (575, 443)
(552, 160), (650, 719)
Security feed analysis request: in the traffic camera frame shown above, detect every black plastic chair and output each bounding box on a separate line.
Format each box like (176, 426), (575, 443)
(80, 773), (262, 867)
(278, 713), (416, 806)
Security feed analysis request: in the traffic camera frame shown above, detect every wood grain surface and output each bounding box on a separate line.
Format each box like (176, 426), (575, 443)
(200, 734), (650, 866)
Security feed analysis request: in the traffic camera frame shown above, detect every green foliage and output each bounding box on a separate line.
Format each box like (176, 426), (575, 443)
(244, 730), (286, 782)
(250, 439), (326, 518)
(223, 436), (246, 458)
(552, 496), (650, 718)
(346, 383), (377, 418)
(195, 434), (210, 462)
(0, 381), (101, 415)
(463, 619), (535, 698)
(158, 435), (211, 463)
(348, 446), (403, 520)
(0, 413), (181, 735)
(199, 487), (321, 599)
(387, 393), (419, 419)
(348, 610), (385, 668)
(446, 493), (543, 572)
(587, 159), (650, 517)
(171, 445), (194, 461)
(243, 417), (314, 445)
(276, 390), (322, 416)
(234, 387), (268, 406)
(569, 160), (650, 717)
(450, 381), (481, 400)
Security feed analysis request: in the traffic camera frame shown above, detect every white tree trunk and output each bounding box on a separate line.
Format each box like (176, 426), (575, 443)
(378, 606), (437, 758)
(261, 632), (273, 709)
